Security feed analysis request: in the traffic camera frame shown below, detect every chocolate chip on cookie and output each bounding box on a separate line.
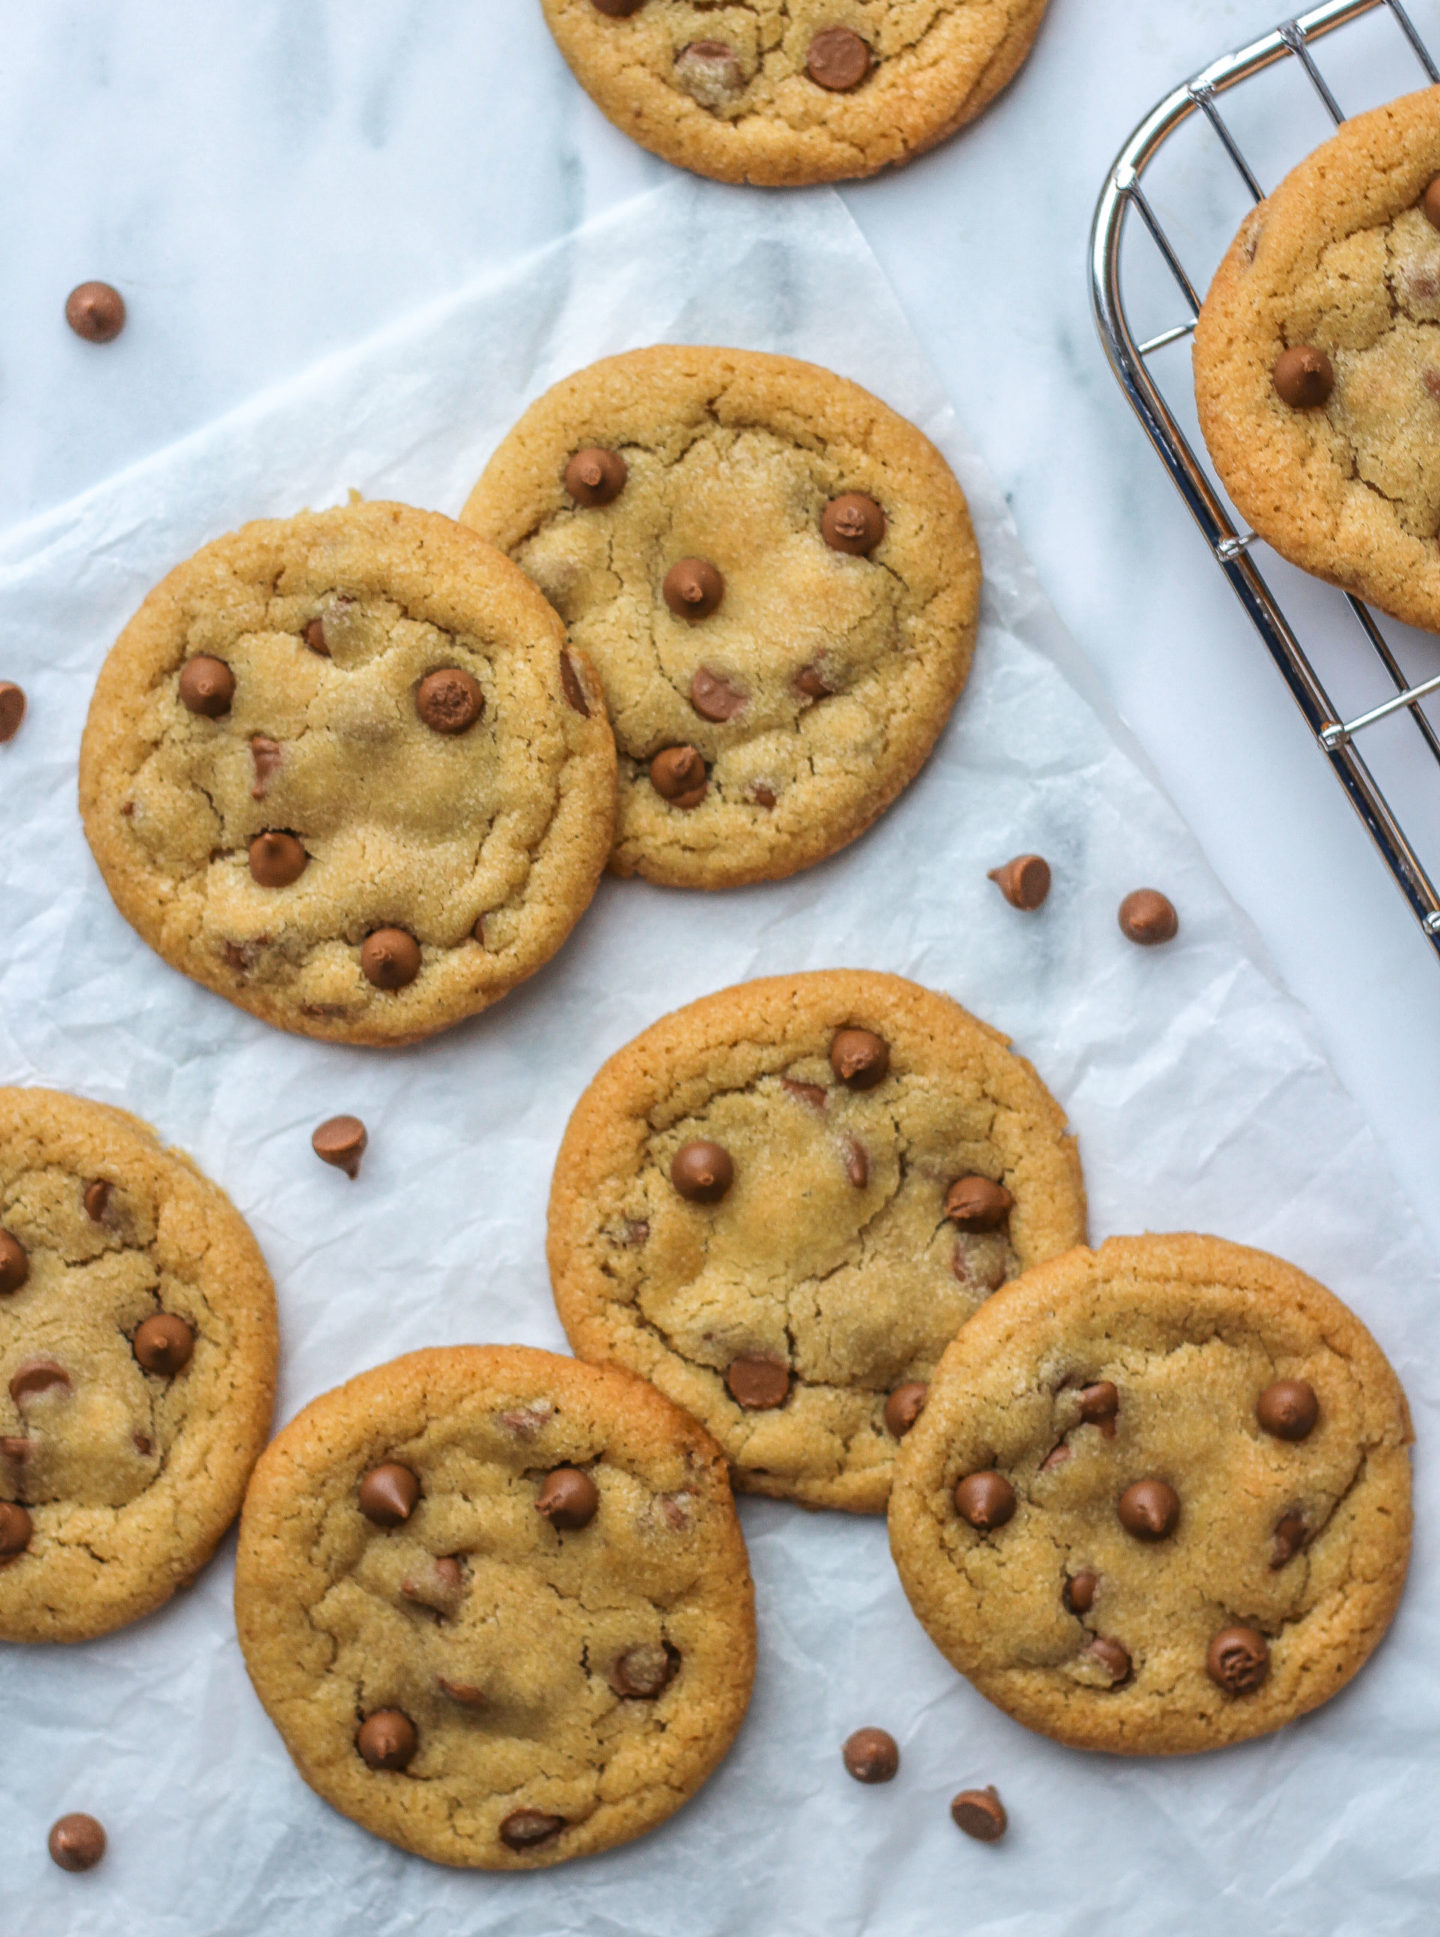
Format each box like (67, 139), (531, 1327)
(133, 1314), (195, 1376)
(806, 27), (872, 92)
(10, 1359), (71, 1404)
(1270, 1510), (1309, 1569)
(945, 1175), (1012, 1229)
(357, 1709), (418, 1771)
(1118, 889), (1178, 945)
(48, 1813), (107, 1872)
(829, 1027), (889, 1090)
(361, 928), (421, 991)
(312, 1114), (367, 1179)
(249, 831), (308, 888)
(988, 854), (1051, 910)
(951, 1786), (1007, 1842)
(536, 1466), (600, 1530)
(0, 1501), (32, 1558)
(1256, 1379), (1318, 1441)
(675, 40), (745, 109)
(589, 0), (644, 13)
(821, 492), (886, 556)
(726, 1355), (790, 1411)
(1272, 345), (1335, 408)
(83, 1179), (110, 1223)
(610, 1641), (678, 1698)
(843, 1727), (899, 1784)
(1085, 1636), (1132, 1686)
(670, 1140), (734, 1204)
(1063, 1570), (1099, 1614)
(178, 656), (235, 718)
(248, 734), (282, 799)
(843, 1137), (869, 1188)
(564, 447), (628, 506)
(792, 663), (834, 702)
(664, 558), (724, 621)
(65, 281), (126, 343)
(500, 1809), (566, 1851)
(690, 667), (746, 721)
(1117, 1479), (1179, 1541)
(417, 668), (484, 735)
(649, 745), (708, 808)
(1077, 1381), (1119, 1435)
(0, 1229), (29, 1295)
(303, 617), (330, 656)
(955, 1470), (1016, 1530)
(1206, 1625), (1270, 1695)
(884, 1381), (929, 1439)
(358, 1463), (420, 1526)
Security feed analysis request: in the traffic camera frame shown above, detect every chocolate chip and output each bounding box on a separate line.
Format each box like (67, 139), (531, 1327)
(178, 656), (235, 718)
(48, 1813), (106, 1872)
(500, 1809), (566, 1850)
(356, 1709), (418, 1770)
(303, 617), (330, 656)
(954, 1470), (1016, 1530)
(1206, 1625), (1270, 1695)
(690, 667), (746, 721)
(1270, 1511), (1308, 1569)
(1064, 1570), (1098, 1614)
(403, 1558), (464, 1611)
(133, 1314), (194, 1376)
(1425, 177), (1440, 231)
(536, 1467), (599, 1531)
(951, 1787), (1007, 1842)
(83, 1179), (110, 1223)
(564, 447), (628, 506)
(1077, 1382), (1119, 1435)
(65, 282), (126, 342)
(675, 40), (745, 108)
(10, 1359), (70, 1405)
(361, 928), (421, 990)
(560, 651), (591, 716)
(1256, 1379), (1318, 1441)
(782, 1077), (828, 1110)
(726, 1355), (790, 1410)
(806, 25), (871, 90)
(988, 854), (1051, 911)
(1, 1437), (31, 1465)
(1117, 1478), (1179, 1540)
(312, 1115), (367, 1179)
(1118, 888), (1178, 945)
(1272, 345), (1335, 408)
(842, 1727), (899, 1784)
(1086, 1635), (1132, 1685)
(945, 1176), (1012, 1230)
(249, 734), (282, 798)
(671, 1140), (733, 1203)
(434, 1556), (463, 1590)
(0, 681), (25, 746)
(249, 830), (307, 888)
(1039, 1443), (1071, 1472)
(436, 1676), (486, 1705)
(663, 557), (724, 620)
(650, 744), (708, 808)
(609, 1641), (678, 1698)
(0, 1230), (29, 1295)
(821, 492), (886, 555)
(844, 1137), (869, 1188)
(793, 664), (833, 701)
(591, 0), (646, 16)
(417, 667), (484, 735)
(884, 1382), (928, 1438)
(358, 1462), (421, 1526)
(0, 1501), (32, 1558)
(829, 1027), (889, 1090)
(953, 1238), (1008, 1294)
(751, 783), (777, 808)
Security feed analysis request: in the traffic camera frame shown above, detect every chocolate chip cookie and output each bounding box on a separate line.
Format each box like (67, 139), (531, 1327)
(462, 347), (980, 890)
(1194, 86), (1440, 634)
(888, 1234), (1413, 1754)
(540, 1), (1050, 187)
(79, 502), (617, 1046)
(234, 1346), (755, 1868)
(0, 1087), (277, 1643)
(547, 971), (1086, 1512)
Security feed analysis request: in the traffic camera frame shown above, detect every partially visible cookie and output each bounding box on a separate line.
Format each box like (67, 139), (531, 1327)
(234, 1346), (756, 1869)
(0, 1088), (277, 1643)
(888, 1234), (1413, 1755)
(547, 971), (1086, 1512)
(79, 502), (617, 1046)
(1194, 86), (1440, 633)
(540, 1), (1050, 188)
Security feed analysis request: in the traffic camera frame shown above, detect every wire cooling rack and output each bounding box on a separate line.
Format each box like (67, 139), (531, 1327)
(1091, 0), (1440, 962)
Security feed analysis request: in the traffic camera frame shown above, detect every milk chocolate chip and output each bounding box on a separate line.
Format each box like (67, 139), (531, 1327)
(663, 557), (724, 620)
(726, 1355), (791, 1410)
(0, 1230), (29, 1295)
(690, 667), (746, 721)
(610, 1641), (678, 1698)
(1117, 1479), (1179, 1541)
(500, 1809), (565, 1850)
(675, 40), (746, 108)
(945, 1176), (1012, 1230)
(793, 663), (833, 701)
(65, 281), (126, 342)
(1118, 888), (1178, 945)
(650, 745), (708, 808)
(249, 831), (308, 888)
(416, 668), (484, 734)
(1256, 1379), (1318, 1441)
(564, 447), (628, 506)
(1272, 345), (1335, 408)
(844, 1137), (869, 1188)
(48, 1813), (107, 1871)
(951, 1787), (1007, 1842)
(359, 1462), (420, 1526)
(1270, 1511), (1308, 1569)
(356, 1709), (418, 1770)
(83, 1179), (110, 1223)
(955, 1470), (1016, 1530)
(178, 656), (235, 718)
(884, 1382), (928, 1439)
(560, 651), (591, 716)
(133, 1314), (194, 1375)
(303, 617), (330, 656)
(312, 1115), (367, 1178)
(536, 1467), (599, 1531)
(590, 0), (645, 14)
(1086, 1635), (1132, 1685)
(671, 1140), (733, 1203)
(1077, 1382), (1119, 1435)
(806, 26), (871, 90)
(10, 1359), (71, 1404)
(1064, 1570), (1098, 1614)
(988, 854), (1051, 910)
(361, 928), (421, 990)
(1206, 1625), (1270, 1694)
(843, 1727), (899, 1784)
(821, 493), (886, 555)
(829, 1028), (889, 1090)
(0, 1501), (32, 1558)
(1425, 177), (1440, 231)
(249, 734), (281, 798)
(0, 682), (25, 742)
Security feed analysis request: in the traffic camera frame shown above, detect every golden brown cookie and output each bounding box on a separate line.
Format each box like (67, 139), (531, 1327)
(540, 1), (1050, 187)
(888, 1234), (1413, 1755)
(463, 347), (980, 890)
(234, 1346), (756, 1869)
(548, 971), (1086, 1512)
(0, 1087), (277, 1643)
(1194, 86), (1440, 633)
(79, 502), (617, 1046)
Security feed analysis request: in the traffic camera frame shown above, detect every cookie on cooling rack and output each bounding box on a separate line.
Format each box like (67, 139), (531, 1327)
(1194, 85), (1440, 634)
(547, 971), (1086, 1512)
(539, 0), (1050, 187)
(462, 347), (980, 890)
(887, 1234), (1413, 1755)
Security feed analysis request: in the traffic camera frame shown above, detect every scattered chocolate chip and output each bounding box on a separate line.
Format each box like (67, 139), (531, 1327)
(821, 492), (886, 555)
(417, 667), (484, 735)
(1039, 1443), (1071, 1472)
(10, 1359), (70, 1405)
(0, 1501), (32, 1558)
(610, 1641), (678, 1698)
(1256, 1379), (1318, 1441)
(884, 1381), (928, 1438)
(806, 25), (871, 90)
(622, 1218), (649, 1247)
(988, 854), (1051, 910)
(249, 734), (282, 799)
(1272, 344), (1335, 408)
(951, 1786), (1007, 1842)
(498, 1402), (554, 1438)
(361, 928), (421, 990)
(954, 1470), (1016, 1530)
(726, 1355), (791, 1410)
(751, 783), (777, 809)
(671, 1140), (734, 1204)
(1425, 177), (1440, 231)
(945, 1176), (1013, 1230)
(690, 667), (746, 721)
(1077, 1382), (1119, 1436)
(564, 447), (628, 506)
(1064, 1570), (1098, 1614)
(829, 1028), (889, 1090)
(83, 1179), (110, 1223)
(650, 744), (708, 808)
(1206, 1625), (1270, 1694)
(356, 1709), (418, 1770)
(178, 657), (234, 718)
(844, 1137), (869, 1188)
(0, 1230), (29, 1295)
(433, 1555), (464, 1590)
(436, 1676), (487, 1705)
(1270, 1511), (1308, 1570)
(663, 557), (724, 620)
(0, 682), (26, 746)
(48, 1813), (106, 1872)
(560, 651), (591, 716)
(303, 617), (330, 656)
(1117, 1478), (1179, 1541)
(675, 40), (745, 107)
(843, 1727), (899, 1784)
(65, 282), (125, 343)
(1118, 888), (1178, 946)
(793, 663), (833, 701)
(358, 1463), (420, 1526)
(500, 1809), (565, 1850)
(471, 913), (488, 946)
(536, 1467), (600, 1531)
(312, 1115), (367, 1179)
(782, 1077), (828, 1110)
(591, 0), (644, 11)
(1086, 1635), (1132, 1685)
(952, 1240), (1009, 1294)
(249, 830), (307, 888)
(133, 1314), (194, 1376)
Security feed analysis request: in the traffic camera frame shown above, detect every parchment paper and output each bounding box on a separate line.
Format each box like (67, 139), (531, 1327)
(1, 179), (1435, 1937)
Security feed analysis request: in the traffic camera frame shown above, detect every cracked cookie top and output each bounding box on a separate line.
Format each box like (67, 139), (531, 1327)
(79, 502), (617, 1046)
(547, 971), (1086, 1512)
(0, 1087), (276, 1643)
(462, 347), (980, 890)
(1194, 86), (1440, 633)
(887, 1233), (1414, 1755)
(234, 1346), (755, 1870)
(539, 0), (1050, 187)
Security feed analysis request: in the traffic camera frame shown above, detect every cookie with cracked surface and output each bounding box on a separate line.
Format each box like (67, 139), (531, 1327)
(1194, 86), (1440, 634)
(539, 0), (1050, 188)
(79, 502), (617, 1046)
(462, 347), (980, 889)
(234, 1345), (755, 1868)
(547, 971), (1086, 1512)
(0, 1087), (276, 1643)
(888, 1233), (1413, 1754)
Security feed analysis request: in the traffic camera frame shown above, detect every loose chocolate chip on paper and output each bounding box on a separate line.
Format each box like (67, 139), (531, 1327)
(1118, 888), (1178, 945)
(951, 1787), (1007, 1842)
(988, 854), (1051, 910)
(312, 1115), (367, 1179)
(843, 1727), (900, 1784)
(0, 682), (28, 741)
(65, 282), (126, 342)
(48, 1813), (107, 1872)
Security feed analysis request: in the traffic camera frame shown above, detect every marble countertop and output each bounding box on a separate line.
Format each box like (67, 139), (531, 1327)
(2, 0), (1438, 1261)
